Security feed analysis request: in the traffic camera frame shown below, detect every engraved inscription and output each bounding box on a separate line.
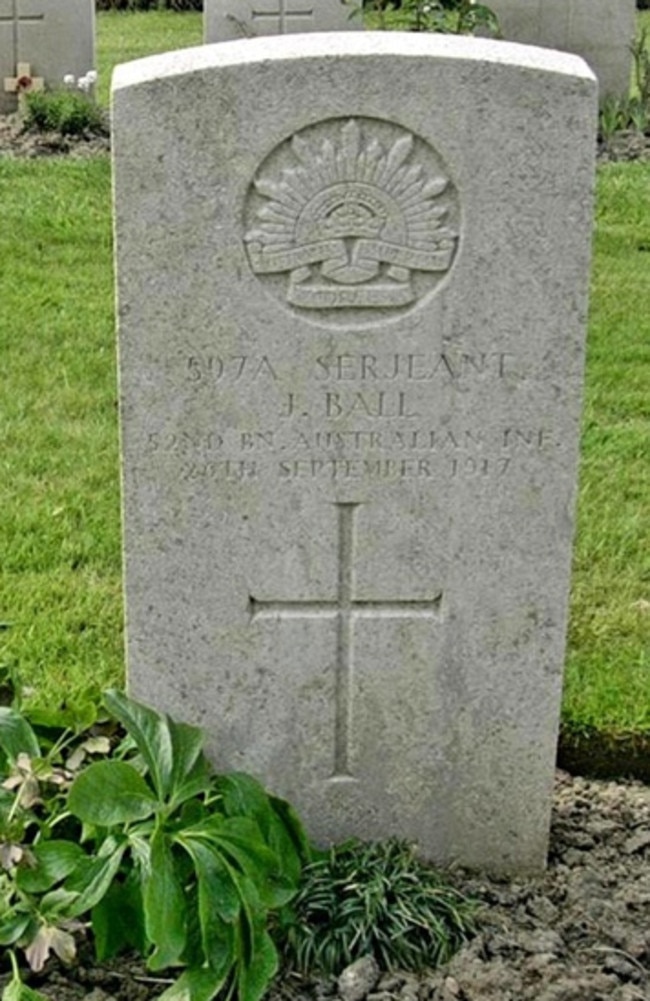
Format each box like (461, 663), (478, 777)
(186, 354), (278, 383)
(148, 348), (557, 485)
(244, 118), (460, 323)
(250, 503), (442, 779)
(146, 418), (556, 485)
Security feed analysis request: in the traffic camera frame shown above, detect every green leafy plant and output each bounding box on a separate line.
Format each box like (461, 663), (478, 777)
(0, 691), (309, 1001)
(22, 89), (105, 137)
(631, 27), (650, 108)
(278, 838), (476, 975)
(353, 0), (499, 35)
(96, 0), (201, 9)
(0, 700), (110, 1001)
(599, 28), (650, 144)
(599, 95), (629, 143)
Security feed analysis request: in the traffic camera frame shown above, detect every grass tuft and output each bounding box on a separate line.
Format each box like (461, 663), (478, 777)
(278, 839), (476, 975)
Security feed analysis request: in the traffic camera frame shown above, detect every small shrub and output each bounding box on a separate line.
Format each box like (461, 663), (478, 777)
(356, 0), (499, 34)
(278, 838), (476, 975)
(96, 0), (202, 10)
(23, 90), (105, 137)
(598, 28), (650, 143)
(0, 690), (309, 1001)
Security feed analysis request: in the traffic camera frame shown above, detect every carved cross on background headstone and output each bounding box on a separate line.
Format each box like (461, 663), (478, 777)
(0, 1), (44, 66)
(251, 0), (314, 32)
(250, 503), (443, 779)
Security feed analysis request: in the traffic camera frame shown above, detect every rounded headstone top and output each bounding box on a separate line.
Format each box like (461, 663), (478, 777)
(111, 31), (596, 94)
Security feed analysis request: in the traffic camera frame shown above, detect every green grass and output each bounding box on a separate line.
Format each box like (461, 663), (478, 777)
(96, 10), (202, 106)
(0, 13), (648, 746)
(563, 162), (650, 736)
(0, 157), (121, 706)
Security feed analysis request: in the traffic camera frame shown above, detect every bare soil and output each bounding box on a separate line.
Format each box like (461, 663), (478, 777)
(0, 113), (110, 158)
(1, 771), (649, 1001)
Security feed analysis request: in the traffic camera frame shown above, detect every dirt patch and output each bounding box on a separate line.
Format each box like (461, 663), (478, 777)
(598, 129), (650, 163)
(559, 729), (650, 784)
(1, 771), (649, 1001)
(0, 113), (110, 158)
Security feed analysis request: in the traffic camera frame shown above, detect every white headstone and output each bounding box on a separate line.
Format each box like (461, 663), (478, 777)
(112, 34), (597, 874)
(489, 0), (636, 98)
(1, 0), (95, 114)
(204, 0), (359, 43)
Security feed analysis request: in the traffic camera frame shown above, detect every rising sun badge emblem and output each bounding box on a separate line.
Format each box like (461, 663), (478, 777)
(244, 117), (460, 321)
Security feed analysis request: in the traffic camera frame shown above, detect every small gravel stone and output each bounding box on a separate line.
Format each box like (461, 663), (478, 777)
(337, 956), (381, 1001)
(526, 896), (560, 924)
(623, 830), (650, 855)
(517, 930), (564, 956)
(601, 953), (644, 983)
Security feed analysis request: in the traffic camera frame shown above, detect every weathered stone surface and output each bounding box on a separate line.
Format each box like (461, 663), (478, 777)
(488, 0), (636, 98)
(112, 34), (596, 873)
(204, 0), (359, 43)
(1, 0), (95, 114)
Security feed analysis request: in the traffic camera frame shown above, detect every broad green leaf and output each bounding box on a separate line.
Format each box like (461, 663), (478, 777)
(183, 817), (283, 909)
(157, 965), (230, 1001)
(16, 841), (86, 893)
(2, 977), (49, 1001)
(213, 823), (281, 883)
(0, 709), (40, 763)
(214, 778), (305, 898)
(65, 842), (126, 917)
(269, 795), (312, 866)
(68, 761), (157, 826)
(144, 829), (186, 970)
(39, 888), (80, 917)
(177, 838), (239, 975)
(0, 913), (31, 946)
(104, 690), (174, 801)
(215, 774), (273, 825)
(91, 873), (147, 960)
(178, 837), (240, 924)
(169, 722), (209, 805)
(257, 798), (309, 899)
(237, 923), (278, 1001)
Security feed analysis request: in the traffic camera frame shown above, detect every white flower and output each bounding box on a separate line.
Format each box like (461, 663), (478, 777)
(63, 73), (75, 86)
(85, 69), (97, 84)
(77, 75), (91, 92)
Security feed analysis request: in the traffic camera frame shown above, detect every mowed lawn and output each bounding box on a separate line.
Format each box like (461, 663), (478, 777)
(0, 12), (648, 746)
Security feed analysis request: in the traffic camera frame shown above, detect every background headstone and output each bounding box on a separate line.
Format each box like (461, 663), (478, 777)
(488, 0), (636, 98)
(112, 34), (597, 874)
(0, 0), (95, 114)
(204, 0), (359, 43)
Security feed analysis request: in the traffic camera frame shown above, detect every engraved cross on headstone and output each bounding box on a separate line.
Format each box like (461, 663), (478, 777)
(250, 503), (442, 779)
(251, 0), (314, 32)
(0, 1), (44, 66)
